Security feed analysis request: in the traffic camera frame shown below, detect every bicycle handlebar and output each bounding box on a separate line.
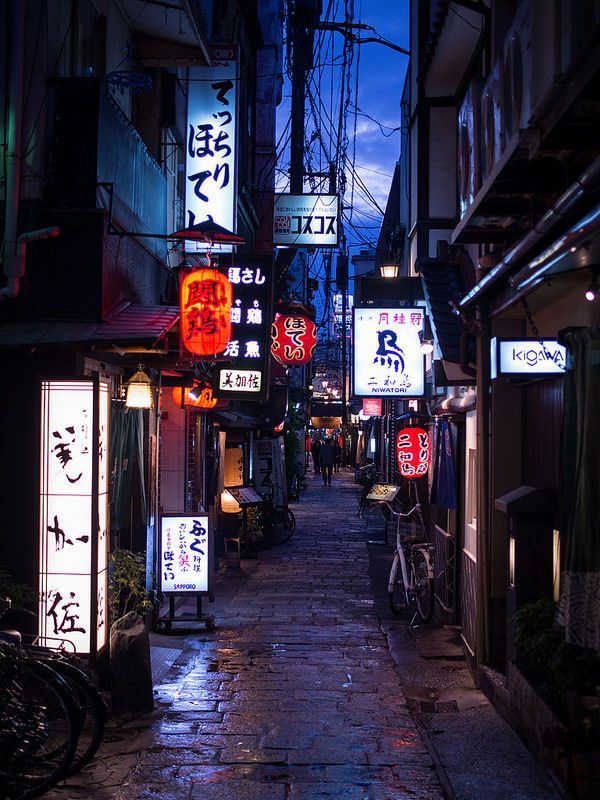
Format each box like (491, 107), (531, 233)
(382, 501), (421, 518)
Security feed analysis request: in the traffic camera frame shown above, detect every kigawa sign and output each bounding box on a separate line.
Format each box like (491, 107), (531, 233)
(352, 307), (425, 397)
(490, 337), (567, 379)
(273, 194), (339, 247)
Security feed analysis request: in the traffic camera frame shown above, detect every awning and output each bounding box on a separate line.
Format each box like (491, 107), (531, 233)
(0, 303), (179, 349)
(417, 258), (475, 383)
(213, 410), (261, 429)
(311, 401), (342, 417)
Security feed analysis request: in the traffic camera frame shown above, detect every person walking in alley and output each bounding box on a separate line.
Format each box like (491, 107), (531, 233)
(311, 437), (321, 474)
(334, 439), (342, 473)
(319, 438), (335, 485)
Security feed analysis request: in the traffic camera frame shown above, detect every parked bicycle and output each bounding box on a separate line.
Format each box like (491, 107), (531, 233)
(0, 597), (106, 798)
(383, 501), (435, 624)
(356, 464), (385, 518)
(261, 481), (296, 547)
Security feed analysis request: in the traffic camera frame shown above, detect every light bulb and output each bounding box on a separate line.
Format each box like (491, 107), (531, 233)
(585, 285), (596, 302)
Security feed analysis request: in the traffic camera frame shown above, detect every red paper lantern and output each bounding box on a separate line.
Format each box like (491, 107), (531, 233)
(172, 383), (217, 410)
(180, 268), (232, 356)
(271, 312), (317, 366)
(396, 426), (430, 479)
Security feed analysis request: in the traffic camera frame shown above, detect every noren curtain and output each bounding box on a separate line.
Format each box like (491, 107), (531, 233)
(556, 326), (600, 654)
(110, 404), (147, 530)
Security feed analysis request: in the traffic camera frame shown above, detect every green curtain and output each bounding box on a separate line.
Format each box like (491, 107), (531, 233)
(556, 326), (600, 654)
(110, 404), (147, 529)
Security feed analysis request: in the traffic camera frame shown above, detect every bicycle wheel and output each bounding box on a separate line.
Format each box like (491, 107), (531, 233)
(388, 553), (409, 616)
(270, 508), (295, 546)
(412, 550), (435, 622)
(1, 655), (80, 798)
(40, 658), (106, 776)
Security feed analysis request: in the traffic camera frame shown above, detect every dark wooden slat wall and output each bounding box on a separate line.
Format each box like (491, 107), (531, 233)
(522, 377), (563, 500)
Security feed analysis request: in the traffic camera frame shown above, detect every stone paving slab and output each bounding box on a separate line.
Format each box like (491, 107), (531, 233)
(44, 471), (445, 800)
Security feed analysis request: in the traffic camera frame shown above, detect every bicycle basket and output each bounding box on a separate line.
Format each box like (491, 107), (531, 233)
(384, 520), (397, 547)
(398, 520), (426, 542)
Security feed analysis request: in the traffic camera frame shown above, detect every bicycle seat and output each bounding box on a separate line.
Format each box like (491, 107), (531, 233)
(0, 629), (22, 645)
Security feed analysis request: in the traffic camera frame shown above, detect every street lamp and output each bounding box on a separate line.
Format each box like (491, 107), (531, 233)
(380, 263), (399, 279)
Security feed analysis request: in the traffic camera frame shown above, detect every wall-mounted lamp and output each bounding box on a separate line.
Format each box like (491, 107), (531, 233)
(379, 263), (399, 279)
(125, 366), (154, 409)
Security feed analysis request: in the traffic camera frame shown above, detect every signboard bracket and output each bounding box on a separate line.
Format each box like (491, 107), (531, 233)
(156, 595), (216, 633)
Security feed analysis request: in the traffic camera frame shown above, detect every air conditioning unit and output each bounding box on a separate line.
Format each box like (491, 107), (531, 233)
(457, 79), (483, 218)
(502, 0), (532, 148)
(480, 60), (503, 181)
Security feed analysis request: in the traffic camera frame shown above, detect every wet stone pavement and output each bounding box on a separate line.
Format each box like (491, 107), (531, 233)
(47, 469), (445, 800)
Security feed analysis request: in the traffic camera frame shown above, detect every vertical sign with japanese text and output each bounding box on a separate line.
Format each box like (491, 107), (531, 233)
(186, 45), (238, 252)
(159, 514), (211, 594)
(217, 256), (273, 400)
(352, 307), (425, 397)
(39, 380), (109, 655)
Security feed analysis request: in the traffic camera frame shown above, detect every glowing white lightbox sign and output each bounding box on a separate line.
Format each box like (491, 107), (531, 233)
(273, 194), (339, 247)
(185, 44), (238, 253)
(219, 368), (262, 394)
(39, 379), (109, 656)
(159, 514), (211, 594)
(490, 338), (567, 379)
(352, 307), (425, 397)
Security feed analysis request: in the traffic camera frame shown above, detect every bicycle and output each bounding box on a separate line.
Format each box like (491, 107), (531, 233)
(383, 501), (435, 624)
(356, 464), (385, 518)
(261, 481), (296, 547)
(0, 598), (106, 797)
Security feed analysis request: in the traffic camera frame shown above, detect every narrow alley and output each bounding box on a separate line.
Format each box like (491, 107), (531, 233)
(45, 471), (560, 800)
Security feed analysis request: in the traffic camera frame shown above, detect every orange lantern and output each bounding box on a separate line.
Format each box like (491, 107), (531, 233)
(180, 268), (232, 356)
(172, 383), (217, 410)
(271, 312), (317, 366)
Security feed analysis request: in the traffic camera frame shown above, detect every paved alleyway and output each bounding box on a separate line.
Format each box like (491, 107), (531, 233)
(49, 469), (445, 800)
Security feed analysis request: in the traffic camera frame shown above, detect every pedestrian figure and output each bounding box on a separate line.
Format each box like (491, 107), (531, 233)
(319, 438), (335, 485)
(311, 438), (321, 474)
(334, 440), (342, 473)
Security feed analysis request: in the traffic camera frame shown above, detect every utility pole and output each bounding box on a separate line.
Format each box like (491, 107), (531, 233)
(289, 1), (321, 418)
(290, 1), (321, 194)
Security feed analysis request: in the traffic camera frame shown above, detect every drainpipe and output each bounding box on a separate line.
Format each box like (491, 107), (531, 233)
(458, 154), (600, 310)
(1, 227), (62, 299)
(1, 3), (61, 300)
(2, 0), (26, 296)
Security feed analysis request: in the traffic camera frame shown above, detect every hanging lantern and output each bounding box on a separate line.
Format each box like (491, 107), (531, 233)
(180, 268), (232, 356)
(126, 367), (154, 409)
(172, 382), (218, 410)
(271, 311), (317, 366)
(194, 385), (217, 410)
(396, 426), (430, 479)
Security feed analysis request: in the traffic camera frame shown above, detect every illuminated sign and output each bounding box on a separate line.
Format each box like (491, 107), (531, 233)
(159, 513), (211, 594)
(490, 338), (567, 379)
(396, 426), (430, 479)
(273, 194), (339, 247)
(185, 45), (237, 253)
(219, 368), (262, 393)
(180, 268), (232, 356)
(352, 307), (425, 397)
(216, 256), (273, 399)
(362, 398), (382, 417)
(39, 379), (109, 656)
